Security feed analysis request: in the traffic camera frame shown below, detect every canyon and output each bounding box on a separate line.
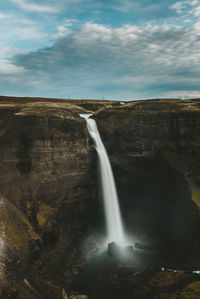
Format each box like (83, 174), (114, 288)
(0, 96), (200, 298)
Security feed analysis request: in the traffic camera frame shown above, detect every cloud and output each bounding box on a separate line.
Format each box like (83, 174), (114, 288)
(109, 0), (177, 19)
(13, 22), (196, 71)
(0, 46), (24, 58)
(52, 19), (78, 39)
(0, 61), (24, 74)
(170, 0), (200, 19)
(11, 0), (58, 13)
(5, 21), (198, 99)
(13, 26), (46, 40)
(0, 13), (9, 20)
(0, 9), (50, 56)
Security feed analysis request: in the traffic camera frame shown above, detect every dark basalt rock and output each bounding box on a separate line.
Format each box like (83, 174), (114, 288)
(95, 98), (200, 267)
(108, 242), (121, 257)
(0, 97), (103, 298)
(1, 96), (200, 298)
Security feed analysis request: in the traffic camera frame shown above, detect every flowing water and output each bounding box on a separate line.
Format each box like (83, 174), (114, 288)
(83, 115), (126, 245)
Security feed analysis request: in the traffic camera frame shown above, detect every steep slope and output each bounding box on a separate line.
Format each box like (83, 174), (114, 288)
(0, 98), (103, 298)
(0, 96), (200, 298)
(95, 98), (200, 265)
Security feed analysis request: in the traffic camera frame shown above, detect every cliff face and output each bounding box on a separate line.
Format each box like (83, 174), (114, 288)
(0, 96), (200, 298)
(95, 99), (200, 264)
(0, 97), (105, 298)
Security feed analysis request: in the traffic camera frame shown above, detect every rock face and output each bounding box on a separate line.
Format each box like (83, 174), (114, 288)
(95, 99), (200, 265)
(0, 96), (200, 298)
(0, 97), (108, 298)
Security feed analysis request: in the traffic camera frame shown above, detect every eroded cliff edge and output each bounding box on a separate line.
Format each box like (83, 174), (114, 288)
(0, 96), (200, 298)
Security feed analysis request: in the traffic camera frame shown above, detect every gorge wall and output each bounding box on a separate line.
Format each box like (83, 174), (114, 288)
(95, 99), (200, 265)
(0, 96), (200, 298)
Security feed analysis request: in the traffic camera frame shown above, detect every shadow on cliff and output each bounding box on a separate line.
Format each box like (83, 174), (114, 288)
(112, 155), (199, 265)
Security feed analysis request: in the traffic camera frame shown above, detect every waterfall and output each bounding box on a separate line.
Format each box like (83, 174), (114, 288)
(82, 114), (126, 246)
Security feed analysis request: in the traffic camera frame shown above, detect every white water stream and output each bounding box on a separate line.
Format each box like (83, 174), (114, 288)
(80, 114), (126, 245)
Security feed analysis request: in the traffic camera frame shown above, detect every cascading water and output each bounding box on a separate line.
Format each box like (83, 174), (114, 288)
(81, 114), (126, 246)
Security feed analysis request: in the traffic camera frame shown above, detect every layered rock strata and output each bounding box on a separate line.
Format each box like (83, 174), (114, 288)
(0, 96), (200, 298)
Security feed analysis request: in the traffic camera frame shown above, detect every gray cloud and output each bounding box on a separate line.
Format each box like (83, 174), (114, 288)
(110, 0), (177, 19)
(11, 0), (58, 13)
(2, 18), (200, 100)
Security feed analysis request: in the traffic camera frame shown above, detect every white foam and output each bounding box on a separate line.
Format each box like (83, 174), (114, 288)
(79, 113), (93, 119)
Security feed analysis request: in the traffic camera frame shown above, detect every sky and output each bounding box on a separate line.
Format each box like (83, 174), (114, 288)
(0, 0), (200, 100)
